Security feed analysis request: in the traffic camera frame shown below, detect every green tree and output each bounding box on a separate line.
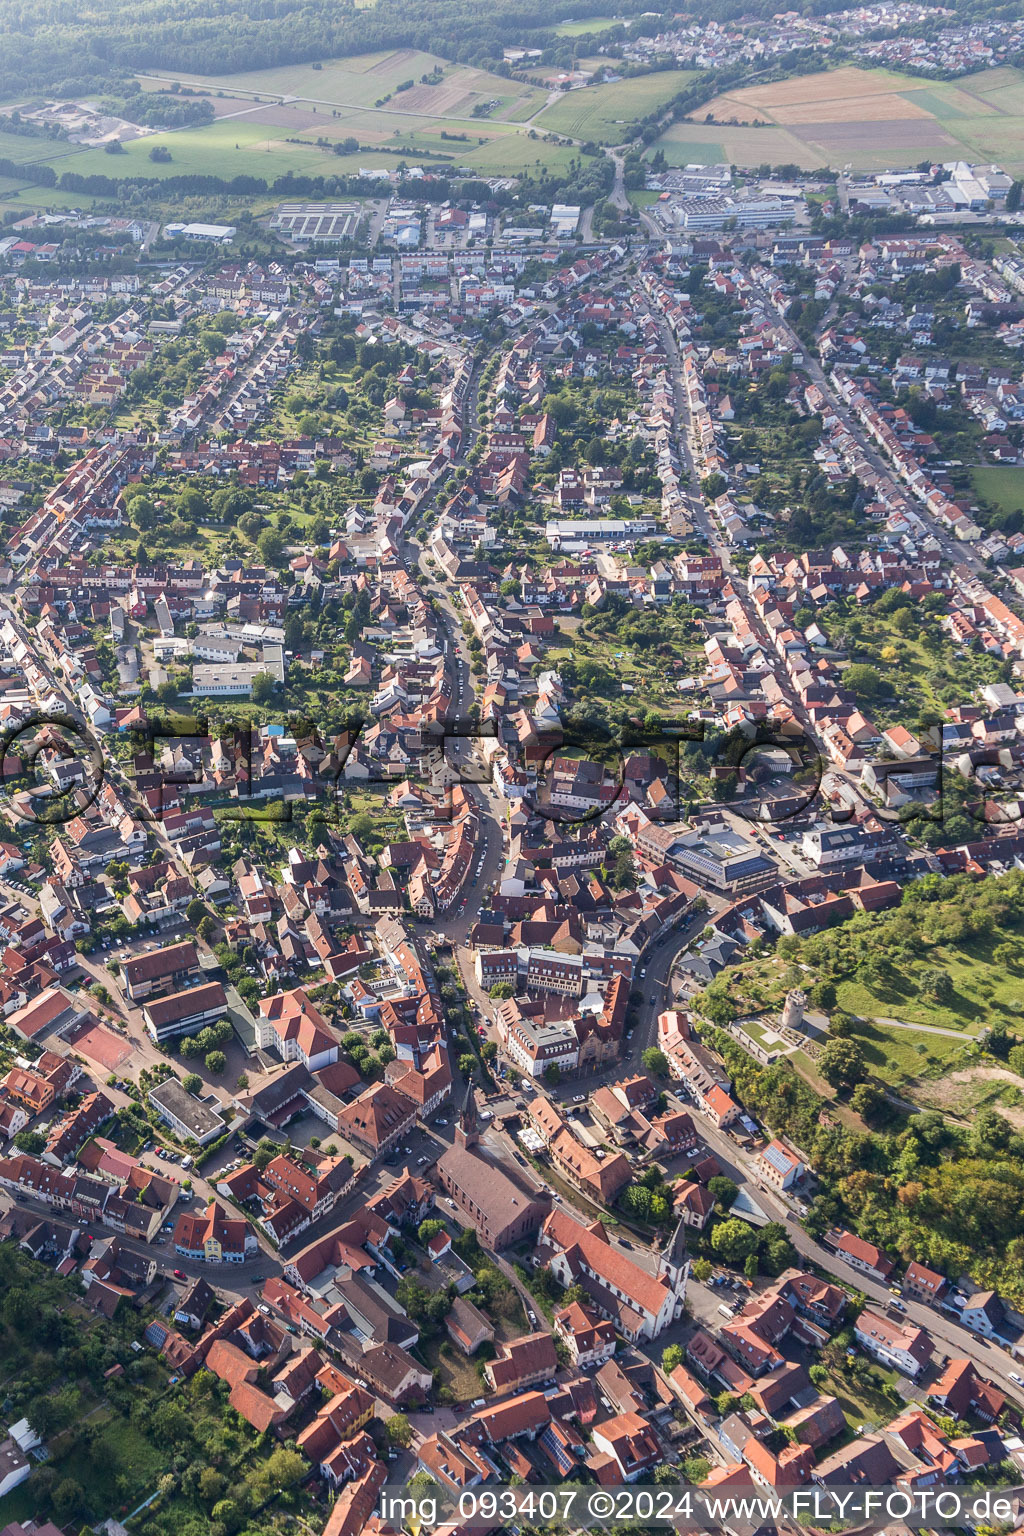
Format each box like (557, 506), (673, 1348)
(205, 1050), (226, 1074)
(211, 1500), (241, 1532)
(844, 663), (883, 700)
(543, 1062), (561, 1085)
(642, 1047), (669, 1078)
(252, 1137), (279, 1170)
(182, 1072), (202, 1095)
(708, 1175), (739, 1209)
(52, 1478), (84, 1518)
(13, 1129), (45, 1154)
(250, 670), (277, 705)
(920, 967), (953, 1002)
(199, 1467), (227, 1504)
(387, 1412), (414, 1448)
(710, 1217), (757, 1264)
(256, 526), (287, 565)
(850, 1082), (884, 1121)
(818, 1037), (866, 1091)
(662, 1343), (683, 1373)
(264, 1447), (306, 1488)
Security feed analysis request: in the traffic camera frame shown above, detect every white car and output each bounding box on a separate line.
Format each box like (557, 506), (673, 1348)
(1011, 1372), (1023, 1385)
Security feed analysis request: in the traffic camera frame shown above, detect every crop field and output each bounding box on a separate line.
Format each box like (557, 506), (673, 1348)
(135, 50), (545, 123)
(0, 40), (586, 193)
(667, 64), (1024, 171)
(535, 69), (697, 141)
(646, 121), (823, 170)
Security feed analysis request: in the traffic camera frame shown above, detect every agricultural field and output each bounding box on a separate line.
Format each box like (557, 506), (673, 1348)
(0, 47), (569, 189)
(135, 49), (546, 124)
(658, 63), (1024, 171)
(535, 69), (697, 142)
(645, 121), (822, 170)
(7, 116), (566, 189)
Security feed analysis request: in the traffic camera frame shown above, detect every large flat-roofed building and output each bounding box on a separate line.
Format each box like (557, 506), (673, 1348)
(545, 517), (658, 549)
(272, 202), (362, 243)
(149, 1077), (225, 1144)
(670, 823), (775, 891)
(164, 222), (237, 243)
(191, 649), (285, 697)
(142, 981), (227, 1043)
(672, 197), (794, 231)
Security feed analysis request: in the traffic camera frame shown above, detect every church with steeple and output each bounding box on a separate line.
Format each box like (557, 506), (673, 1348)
(536, 1204), (689, 1342)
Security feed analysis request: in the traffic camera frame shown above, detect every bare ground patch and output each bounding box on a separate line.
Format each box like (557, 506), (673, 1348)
(913, 1064), (1024, 1126)
(393, 83), (476, 114)
(770, 94), (932, 125)
(371, 48), (418, 74)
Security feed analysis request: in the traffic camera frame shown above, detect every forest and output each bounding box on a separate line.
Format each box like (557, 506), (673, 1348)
(0, 0), (644, 98)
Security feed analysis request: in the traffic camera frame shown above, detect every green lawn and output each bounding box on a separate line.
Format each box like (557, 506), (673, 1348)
(16, 106), (566, 186)
(0, 185), (99, 212)
(53, 119), (337, 182)
(536, 70), (697, 142)
(137, 49), (449, 104)
(820, 1362), (901, 1434)
(971, 465), (1024, 518)
(450, 131), (580, 175)
(0, 130), (91, 165)
(836, 933), (1024, 1037)
(838, 1017), (972, 1090)
(0, 1406), (168, 1526)
(552, 16), (623, 35)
